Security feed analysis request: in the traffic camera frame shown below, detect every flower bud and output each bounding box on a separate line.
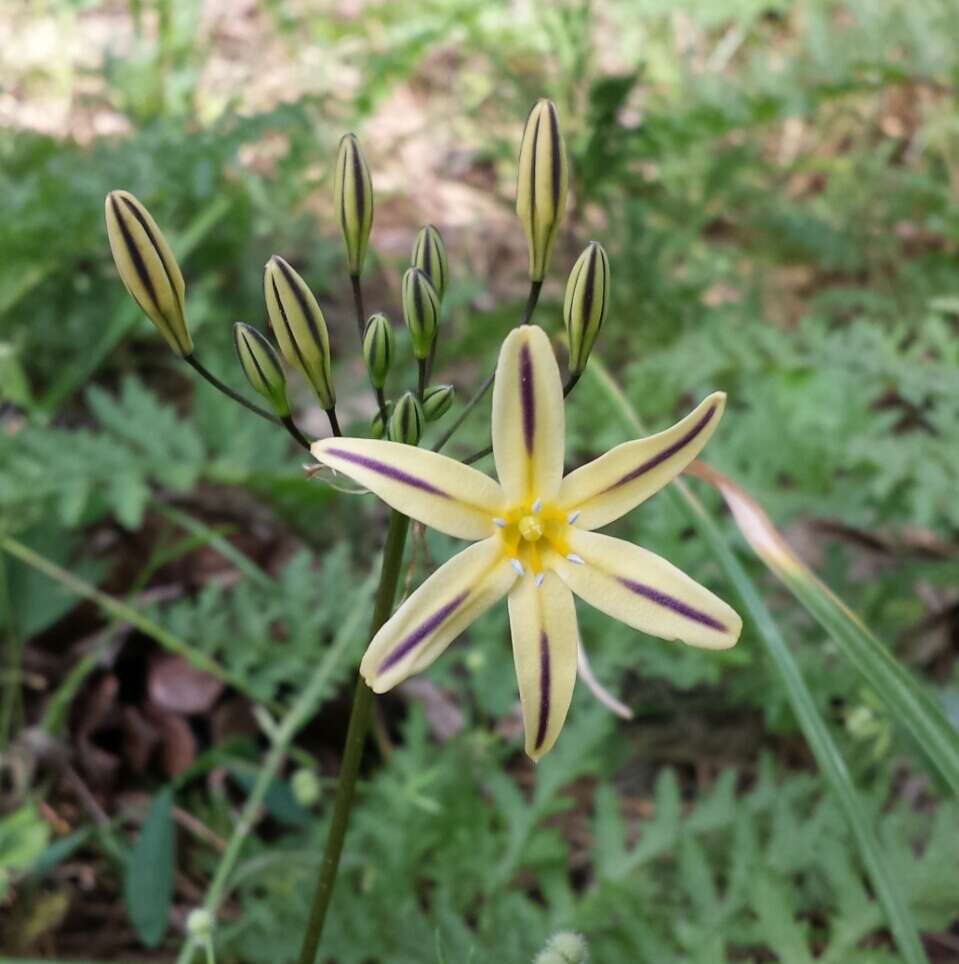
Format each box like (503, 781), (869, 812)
(291, 768), (322, 807)
(233, 323), (290, 417)
(264, 256), (335, 409)
(185, 908), (214, 940)
(371, 402), (392, 440)
(401, 267), (440, 360)
(516, 99), (569, 282)
(422, 384), (454, 422)
(388, 392), (423, 446)
(411, 224), (449, 301)
(362, 313), (393, 390)
(563, 241), (610, 375)
(534, 932), (588, 964)
(332, 133), (374, 276)
(104, 190), (192, 356)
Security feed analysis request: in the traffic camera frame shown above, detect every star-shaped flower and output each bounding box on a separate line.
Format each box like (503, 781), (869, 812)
(311, 326), (742, 759)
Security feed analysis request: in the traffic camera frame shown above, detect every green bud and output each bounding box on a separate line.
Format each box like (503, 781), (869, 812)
(185, 908), (214, 940)
(332, 133), (374, 276)
(516, 99), (569, 282)
(104, 190), (192, 356)
(534, 931), (588, 964)
(362, 312), (394, 389)
(233, 323), (290, 417)
(563, 241), (610, 375)
(264, 255), (335, 409)
(371, 401), (392, 439)
(388, 392), (423, 446)
(291, 768), (322, 807)
(411, 224), (449, 301)
(402, 267), (440, 360)
(422, 384), (454, 422)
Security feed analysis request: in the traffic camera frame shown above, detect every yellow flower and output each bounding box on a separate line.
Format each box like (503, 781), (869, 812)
(311, 326), (741, 759)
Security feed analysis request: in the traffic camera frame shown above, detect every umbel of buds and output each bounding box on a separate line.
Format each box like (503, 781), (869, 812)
(233, 323), (290, 418)
(422, 384), (454, 422)
(411, 224), (449, 301)
(564, 241), (610, 376)
(332, 133), (374, 277)
(402, 267), (440, 360)
(516, 99), (568, 283)
(388, 392), (423, 445)
(104, 190), (192, 356)
(362, 313), (393, 390)
(264, 256), (335, 411)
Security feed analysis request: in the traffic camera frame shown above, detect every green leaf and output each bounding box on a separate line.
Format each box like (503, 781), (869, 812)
(124, 786), (175, 948)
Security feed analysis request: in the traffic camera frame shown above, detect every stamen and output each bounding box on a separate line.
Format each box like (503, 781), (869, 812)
(510, 558), (526, 576)
(531, 498), (542, 513)
(567, 510), (580, 524)
(566, 553), (585, 565)
(534, 572), (545, 588)
(493, 517), (506, 528)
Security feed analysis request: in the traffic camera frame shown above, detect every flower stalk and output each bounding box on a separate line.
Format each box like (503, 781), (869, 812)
(296, 509), (411, 964)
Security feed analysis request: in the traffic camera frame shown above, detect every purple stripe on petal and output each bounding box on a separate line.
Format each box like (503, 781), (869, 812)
(534, 630), (550, 750)
(617, 577), (726, 631)
(325, 448), (449, 498)
(520, 342), (535, 455)
(378, 589), (471, 674)
(604, 405), (717, 493)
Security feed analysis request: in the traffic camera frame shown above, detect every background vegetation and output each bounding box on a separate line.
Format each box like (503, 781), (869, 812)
(2, 0), (958, 960)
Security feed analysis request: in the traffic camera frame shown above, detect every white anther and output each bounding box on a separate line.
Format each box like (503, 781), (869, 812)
(493, 517), (506, 528)
(534, 572), (545, 588)
(566, 554), (585, 565)
(566, 510), (581, 524)
(531, 499), (542, 513)
(510, 558), (525, 576)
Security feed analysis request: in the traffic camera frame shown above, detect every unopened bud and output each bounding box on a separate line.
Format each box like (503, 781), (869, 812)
(371, 402), (392, 440)
(185, 908), (214, 940)
(291, 768), (322, 807)
(563, 242), (610, 375)
(233, 323), (290, 417)
(402, 267), (440, 360)
(516, 99), (568, 282)
(534, 931), (588, 964)
(264, 256), (335, 409)
(362, 313), (393, 390)
(332, 133), (374, 276)
(388, 392), (423, 446)
(422, 384), (454, 422)
(104, 190), (191, 356)
(411, 224), (449, 301)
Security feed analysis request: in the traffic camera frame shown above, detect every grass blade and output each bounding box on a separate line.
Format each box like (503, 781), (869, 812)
(687, 459), (959, 796)
(588, 359), (930, 964)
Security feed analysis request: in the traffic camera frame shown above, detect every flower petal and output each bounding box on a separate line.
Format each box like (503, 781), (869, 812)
(312, 437), (504, 540)
(507, 570), (578, 760)
(558, 393), (725, 530)
(361, 538), (516, 691)
(492, 325), (565, 505)
(548, 529), (741, 650)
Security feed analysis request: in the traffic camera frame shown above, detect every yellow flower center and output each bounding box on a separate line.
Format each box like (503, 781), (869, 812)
(518, 514), (544, 542)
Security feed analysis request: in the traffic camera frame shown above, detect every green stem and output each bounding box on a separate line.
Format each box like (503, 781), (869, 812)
(0, 551), (21, 749)
(184, 355), (281, 425)
(296, 509), (411, 964)
(417, 357), (428, 401)
(173, 574), (374, 964)
(282, 415), (312, 449)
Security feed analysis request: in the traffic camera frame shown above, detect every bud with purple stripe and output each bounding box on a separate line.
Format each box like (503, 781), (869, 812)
(388, 391), (424, 446)
(402, 267), (440, 361)
(332, 133), (374, 277)
(564, 241), (610, 376)
(411, 224), (449, 301)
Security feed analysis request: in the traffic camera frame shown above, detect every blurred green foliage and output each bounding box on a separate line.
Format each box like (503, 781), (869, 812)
(2, 0), (959, 960)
